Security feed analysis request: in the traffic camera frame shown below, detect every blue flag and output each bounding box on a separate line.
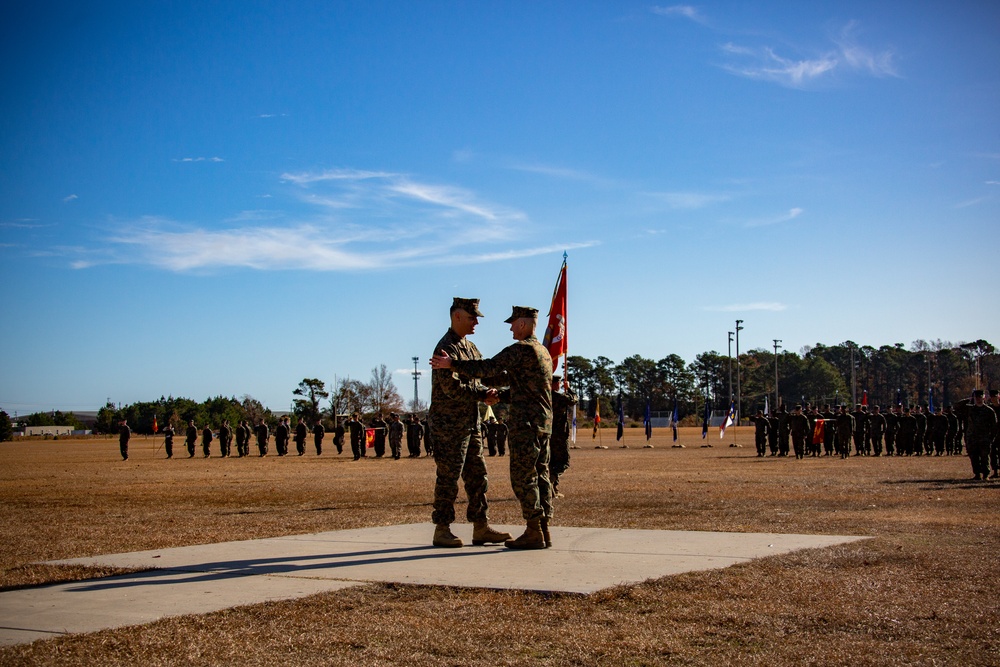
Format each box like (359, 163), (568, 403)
(672, 397), (679, 442)
(928, 387), (934, 413)
(702, 400), (710, 438)
(644, 399), (652, 441)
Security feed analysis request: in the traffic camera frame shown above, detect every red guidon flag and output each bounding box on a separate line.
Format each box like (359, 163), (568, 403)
(152, 415), (158, 433)
(542, 255), (567, 373)
(812, 418), (825, 445)
(365, 428), (375, 448)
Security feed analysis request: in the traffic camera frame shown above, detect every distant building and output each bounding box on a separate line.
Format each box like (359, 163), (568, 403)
(25, 425), (75, 436)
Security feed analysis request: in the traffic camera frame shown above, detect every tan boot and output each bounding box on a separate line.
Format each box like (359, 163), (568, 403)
(472, 521), (513, 546)
(433, 523), (463, 548)
(540, 517), (552, 548)
(504, 518), (546, 550)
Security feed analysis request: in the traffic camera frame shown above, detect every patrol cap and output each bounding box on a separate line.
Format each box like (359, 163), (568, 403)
(451, 297), (484, 317)
(973, 389), (985, 397)
(990, 389), (999, 397)
(504, 305), (539, 323)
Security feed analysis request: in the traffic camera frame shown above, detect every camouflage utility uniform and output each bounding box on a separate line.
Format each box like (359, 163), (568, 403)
(429, 328), (492, 526)
(550, 384), (578, 494)
(954, 396), (997, 479)
(451, 333), (553, 523)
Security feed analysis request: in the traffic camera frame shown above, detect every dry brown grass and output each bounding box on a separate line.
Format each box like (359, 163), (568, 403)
(2, 428), (999, 665)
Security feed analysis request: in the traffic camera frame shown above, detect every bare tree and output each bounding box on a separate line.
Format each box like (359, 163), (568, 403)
(330, 378), (373, 417)
(369, 364), (405, 415)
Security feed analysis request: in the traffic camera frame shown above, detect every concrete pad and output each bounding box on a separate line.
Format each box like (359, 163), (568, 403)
(0, 572), (357, 646)
(0, 524), (867, 646)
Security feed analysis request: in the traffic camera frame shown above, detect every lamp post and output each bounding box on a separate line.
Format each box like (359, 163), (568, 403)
(727, 331), (734, 409)
(411, 356), (422, 413)
(773, 339), (782, 410)
(735, 320), (743, 426)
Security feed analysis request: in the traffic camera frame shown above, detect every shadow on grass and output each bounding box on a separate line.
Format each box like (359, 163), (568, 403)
(881, 478), (999, 490)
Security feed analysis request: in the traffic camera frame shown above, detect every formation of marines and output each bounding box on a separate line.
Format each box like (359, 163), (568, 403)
(152, 413), (432, 460)
(746, 390), (999, 480)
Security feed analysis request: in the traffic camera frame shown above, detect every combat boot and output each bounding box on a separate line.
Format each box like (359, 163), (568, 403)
(471, 521), (512, 546)
(505, 518), (545, 550)
(540, 517), (552, 548)
(433, 524), (463, 548)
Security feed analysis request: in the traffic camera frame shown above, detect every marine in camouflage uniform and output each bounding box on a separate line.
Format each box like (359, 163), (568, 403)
(748, 410), (768, 457)
(821, 405), (837, 456)
(869, 406), (887, 456)
(549, 375), (578, 497)
(989, 390), (1000, 477)
(954, 390), (998, 480)
(896, 407), (917, 456)
(788, 405), (810, 460)
(944, 406), (958, 455)
(913, 405), (927, 456)
(884, 405), (899, 456)
(435, 305), (553, 549)
(427, 297), (510, 548)
(835, 406), (854, 459)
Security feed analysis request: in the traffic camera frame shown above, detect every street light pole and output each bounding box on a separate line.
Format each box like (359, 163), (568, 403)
(735, 320), (743, 426)
(727, 331), (734, 408)
(411, 356), (422, 413)
(773, 339), (782, 410)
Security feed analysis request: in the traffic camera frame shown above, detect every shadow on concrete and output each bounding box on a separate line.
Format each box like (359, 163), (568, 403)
(65, 543), (499, 593)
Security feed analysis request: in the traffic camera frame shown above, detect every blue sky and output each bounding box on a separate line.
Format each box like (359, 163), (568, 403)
(2, 1), (998, 414)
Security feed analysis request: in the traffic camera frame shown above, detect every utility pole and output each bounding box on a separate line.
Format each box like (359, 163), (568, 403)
(727, 331), (734, 409)
(850, 343), (857, 406)
(773, 339), (782, 410)
(411, 356), (422, 413)
(735, 319), (743, 426)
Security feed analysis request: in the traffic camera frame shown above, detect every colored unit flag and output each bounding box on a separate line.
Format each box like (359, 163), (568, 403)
(720, 401), (736, 439)
(861, 390), (868, 407)
(542, 255), (567, 372)
(571, 405), (577, 444)
(616, 395), (624, 442)
(152, 415), (158, 434)
(484, 404), (496, 423)
(644, 399), (652, 441)
(895, 389), (902, 407)
(812, 419), (825, 446)
(671, 397), (679, 442)
(592, 397), (601, 439)
(365, 428), (375, 448)
(928, 387), (934, 413)
(764, 395), (770, 417)
(702, 401), (710, 439)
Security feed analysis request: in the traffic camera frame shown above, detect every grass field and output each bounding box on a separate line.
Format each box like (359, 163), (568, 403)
(1, 427), (998, 666)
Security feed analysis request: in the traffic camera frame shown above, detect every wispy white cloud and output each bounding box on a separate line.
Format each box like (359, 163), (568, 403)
(954, 196), (989, 209)
(256, 113), (288, 118)
(721, 44), (837, 87)
(651, 5), (707, 25)
(63, 194), (78, 202)
(644, 190), (731, 209)
(703, 302), (788, 312)
(1, 220), (50, 229)
(174, 157), (225, 163)
(70, 168), (593, 273)
(986, 180), (1000, 185)
(508, 162), (616, 188)
(744, 207), (804, 228)
(718, 21), (897, 88)
(834, 21), (897, 78)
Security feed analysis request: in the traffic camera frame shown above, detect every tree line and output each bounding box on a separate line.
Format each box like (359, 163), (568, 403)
(5, 339), (996, 437)
(567, 338), (997, 424)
